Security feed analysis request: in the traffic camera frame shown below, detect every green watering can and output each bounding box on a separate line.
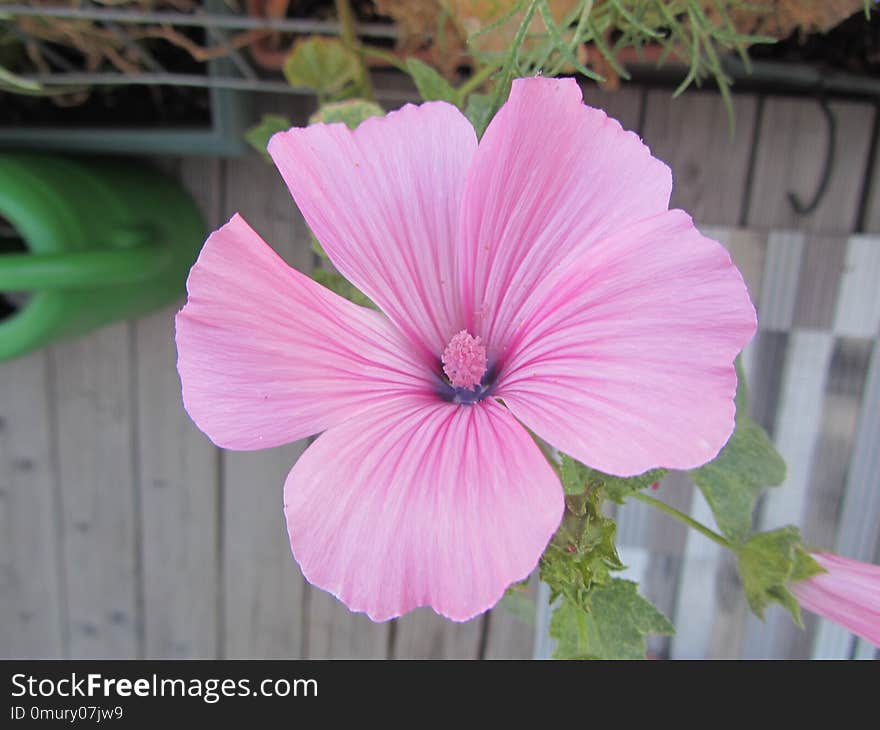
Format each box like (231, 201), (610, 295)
(0, 153), (205, 361)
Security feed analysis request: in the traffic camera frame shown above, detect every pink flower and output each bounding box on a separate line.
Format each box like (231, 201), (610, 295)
(791, 552), (880, 647)
(175, 77), (756, 622)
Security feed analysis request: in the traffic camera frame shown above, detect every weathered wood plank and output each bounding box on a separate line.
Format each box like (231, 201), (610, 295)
(483, 575), (537, 660)
(220, 119), (316, 657)
(642, 91), (758, 225)
(669, 227), (767, 659)
(393, 610), (483, 659)
(223, 445), (309, 658)
(581, 84), (643, 133)
(50, 323), (139, 658)
(813, 141), (880, 657)
(668, 497), (723, 659)
(755, 231), (806, 332)
(135, 157), (223, 658)
(742, 330), (835, 658)
(747, 98), (873, 234)
(811, 339), (880, 658)
(720, 96), (875, 659)
(832, 235), (880, 338)
(615, 89), (758, 658)
(136, 305), (220, 658)
(306, 593), (389, 659)
(0, 350), (65, 657)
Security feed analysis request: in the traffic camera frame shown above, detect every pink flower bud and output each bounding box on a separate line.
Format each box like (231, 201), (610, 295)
(791, 552), (880, 647)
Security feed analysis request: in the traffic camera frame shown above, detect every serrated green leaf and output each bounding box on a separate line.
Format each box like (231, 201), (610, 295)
(309, 99), (384, 129)
(551, 579), (673, 660)
(540, 484), (624, 608)
(282, 36), (359, 99)
(464, 92), (494, 137)
(404, 57), (459, 104)
(599, 469), (668, 504)
(559, 453), (593, 496)
(735, 526), (823, 625)
(558, 454), (665, 503)
(691, 416), (786, 543)
(244, 114), (292, 161)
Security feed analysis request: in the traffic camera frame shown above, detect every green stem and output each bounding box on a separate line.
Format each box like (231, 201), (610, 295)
(457, 61), (500, 98)
(361, 44), (409, 73)
(335, 0), (375, 101)
(634, 492), (731, 549)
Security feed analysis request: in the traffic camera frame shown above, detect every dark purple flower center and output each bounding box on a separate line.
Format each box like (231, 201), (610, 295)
(437, 330), (496, 404)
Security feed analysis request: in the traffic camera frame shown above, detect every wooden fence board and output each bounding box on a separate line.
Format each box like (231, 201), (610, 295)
(0, 351), (65, 657)
(50, 324), (140, 658)
(135, 157), (223, 658)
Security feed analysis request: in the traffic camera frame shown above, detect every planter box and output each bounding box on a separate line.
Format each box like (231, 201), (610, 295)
(0, 2), (247, 156)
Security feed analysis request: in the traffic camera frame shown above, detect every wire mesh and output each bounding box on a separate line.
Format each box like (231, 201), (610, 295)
(2, 2), (398, 94)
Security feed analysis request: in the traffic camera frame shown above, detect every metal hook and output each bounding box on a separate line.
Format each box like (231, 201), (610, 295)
(788, 95), (836, 216)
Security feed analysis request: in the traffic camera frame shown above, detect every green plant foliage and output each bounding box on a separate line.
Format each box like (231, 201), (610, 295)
(691, 419), (786, 543)
(543, 456), (673, 658)
(541, 485), (624, 606)
(309, 99), (385, 128)
(466, 0), (780, 128)
(0, 64), (42, 94)
(405, 58), (460, 104)
(282, 37), (360, 101)
(463, 93), (495, 137)
(735, 526), (824, 624)
(309, 230), (375, 308)
(690, 361), (786, 543)
(244, 114), (292, 160)
(311, 268), (375, 309)
(550, 579), (674, 660)
(559, 453), (666, 503)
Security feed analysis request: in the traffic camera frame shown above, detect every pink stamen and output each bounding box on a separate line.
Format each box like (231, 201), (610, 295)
(442, 330), (487, 390)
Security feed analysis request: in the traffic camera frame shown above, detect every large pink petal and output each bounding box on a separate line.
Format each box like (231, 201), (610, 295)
(283, 395), (563, 622)
(459, 77), (672, 358)
(175, 214), (431, 450)
(268, 102), (477, 361)
(495, 210), (756, 476)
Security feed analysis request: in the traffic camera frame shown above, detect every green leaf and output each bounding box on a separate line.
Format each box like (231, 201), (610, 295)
(308, 99), (384, 129)
(559, 453), (594, 496)
(310, 234), (327, 259)
(311, 268), (375, 309)
(310, 232), (376, 307)
(690, 417), (786, 543)
(0, 64), (84, 98)
(735, 526), (824, 625)
(558, 453), (665, 504)
(464, 93), (494, 137)
(0, 64), (42, 94)
(404, 57), (459, 104)
(734, 355), (748, 415)
(540, 484), (624, 607)
(282, 36), (359, 99)
(244, 114), (291, 160)
(551, 579), (674, 660)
